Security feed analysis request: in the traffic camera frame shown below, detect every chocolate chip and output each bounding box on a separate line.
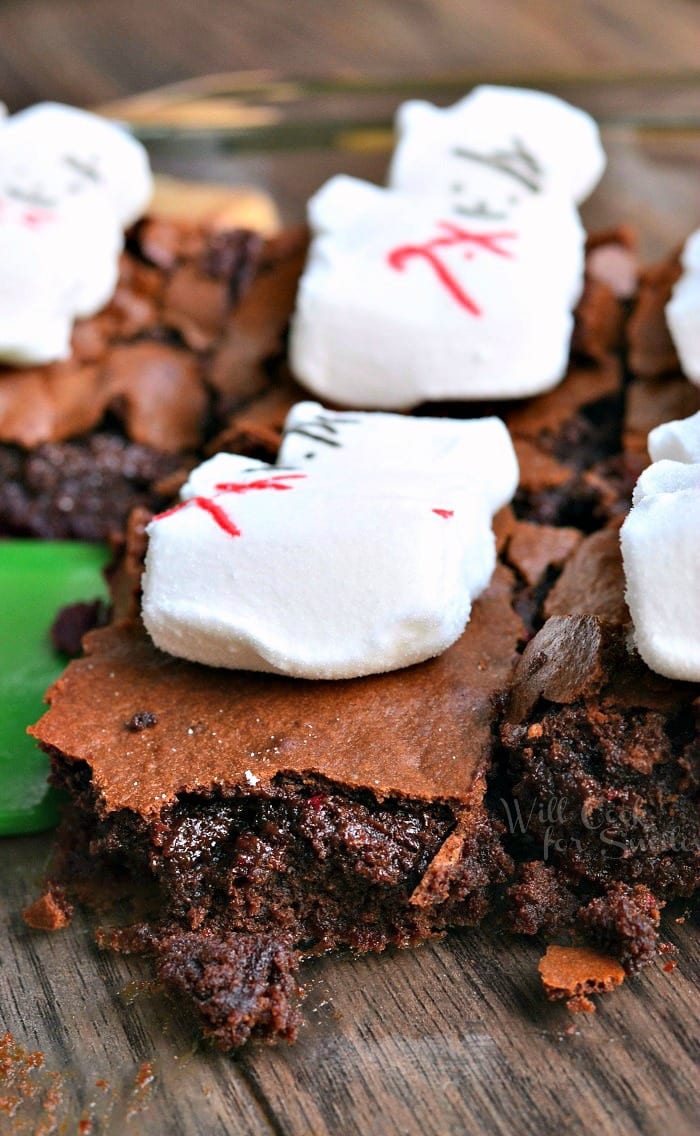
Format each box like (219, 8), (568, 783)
(504, 614), (618, 723)
(126, 711), (159, 732)
(51, 599), (110, 656)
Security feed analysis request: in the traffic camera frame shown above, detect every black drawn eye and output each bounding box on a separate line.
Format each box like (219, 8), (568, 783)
(450, 183), (462, 194)
(304, 452), (316, 460)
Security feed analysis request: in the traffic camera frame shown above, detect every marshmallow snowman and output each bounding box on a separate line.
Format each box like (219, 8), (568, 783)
(620, 412), (700, 682)
(142, 407), (518, 679)
(0, 103), (152, 366)
(389, 85), (605, 209)
(277, 401), (518, 513)
(290, 87), (605, 409)
(648, 410), (700, 465)
(666, 229), (700, 386)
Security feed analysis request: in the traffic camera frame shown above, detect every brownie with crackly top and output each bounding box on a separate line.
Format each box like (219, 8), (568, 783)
(31, 563), (519, 1048)
(25, 228), (700, 1045)
(0, 222), (307, 540)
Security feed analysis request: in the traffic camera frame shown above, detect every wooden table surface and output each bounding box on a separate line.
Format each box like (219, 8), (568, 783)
(1, 3), (699, 1134)
(1, 0), (700, 111)
(1, 833), (698, 1136)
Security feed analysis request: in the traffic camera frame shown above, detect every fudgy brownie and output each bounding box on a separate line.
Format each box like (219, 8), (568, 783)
(32, 567), (520, 1048)
(26, 230), (699, 1046)
(0, 220), (307, 540)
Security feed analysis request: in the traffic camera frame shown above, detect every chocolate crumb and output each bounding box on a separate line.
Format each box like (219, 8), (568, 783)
(125, 711), (159, 732)
(504, 862), (578, 937)
(156, 931), (302, 1050)
(578, 883), (661, 975)
(23, 886), (73, 931)
(51, 599), (110, 657)
(566, 994), (596, 1014)
(539, 944), (625, 1009)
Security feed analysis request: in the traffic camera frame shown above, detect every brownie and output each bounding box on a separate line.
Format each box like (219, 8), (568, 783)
(625, 247), (700, 454)
(0, 222), (308, 541)
(627, 251), (682, 379)
(32, 567), (519, 1047)
(501, 601), (699, 902)
(25, 228), (700, 1044)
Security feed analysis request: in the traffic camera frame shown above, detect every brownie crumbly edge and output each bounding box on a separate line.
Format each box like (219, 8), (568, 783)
(0, 222), (308, 541)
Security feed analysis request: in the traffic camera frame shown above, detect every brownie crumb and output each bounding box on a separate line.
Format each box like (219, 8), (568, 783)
(156, 932), (302, 1049)
(23, 886), (73, 931)
(51, 600), (110, 657)
(566, 993), (596, 1014)
(578, 883), (661, 975)
(125, 711), (159, 732)
(538, 944), (625, 1010)
(504, 862), (578, 937)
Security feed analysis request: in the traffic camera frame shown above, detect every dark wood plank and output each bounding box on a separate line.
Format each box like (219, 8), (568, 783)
(1, 832), (697, 1135)
(0, 834), (273, 1135)
(1, 0), (700, 111)
(0, 5), (699, 1132)
(242, 922), (699, 1136)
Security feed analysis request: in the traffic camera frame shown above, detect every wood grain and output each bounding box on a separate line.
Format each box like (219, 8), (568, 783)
(1, 0), (700, 112)
(1, 832), (697, 1135)
(0, 4), (699, 1132)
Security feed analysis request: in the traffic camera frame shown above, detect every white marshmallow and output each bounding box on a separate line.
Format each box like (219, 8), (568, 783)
(666, 230), (700, 386)
(632, 457), (700, 505)
(0, 103), (151, 227)
(142, 409), (518, 679)
(143, 468), (493, 679)
(621, 413), (700, 681)
(290, 87), (605, 410)
(389, 85), (605, 207)
(278, 401), (518, 514)
(290, 175), (585, 408)
(648, 409), (700, 465)
(180, 453), (269, 500)
(0, 103), (152, 365)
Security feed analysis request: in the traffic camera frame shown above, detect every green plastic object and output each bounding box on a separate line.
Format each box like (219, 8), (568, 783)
(0, 540), (110, 835)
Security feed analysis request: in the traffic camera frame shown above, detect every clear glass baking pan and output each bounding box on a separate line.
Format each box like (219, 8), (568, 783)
(101, 70), (700, 254)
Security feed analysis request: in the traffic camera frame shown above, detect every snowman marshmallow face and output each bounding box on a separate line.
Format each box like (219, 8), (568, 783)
(0, 103), (152, 366)
(277, 401), (518, 515)
(142, 407), (518, 680)
(289, 87), (605, 410)
(290, 174), (586, 408)
(389, 86), (605, 212)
